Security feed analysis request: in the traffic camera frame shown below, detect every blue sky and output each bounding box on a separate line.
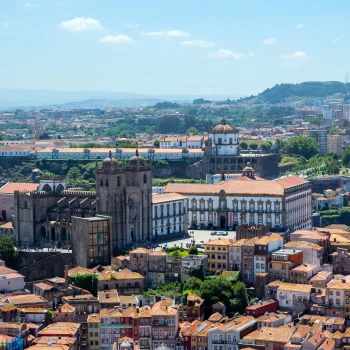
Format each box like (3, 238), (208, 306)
(1, 0), (350, 96)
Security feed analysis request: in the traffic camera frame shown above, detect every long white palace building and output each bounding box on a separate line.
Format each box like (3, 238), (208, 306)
(164, 165), (312, 232)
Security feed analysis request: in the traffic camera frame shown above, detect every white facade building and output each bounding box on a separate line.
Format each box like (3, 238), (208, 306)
(0, 272), (25, 292)
(276, 283), (312, 310)
(152, 193), (188, 237)
(165, 166), (312, 231)
(208, 119), (239, 156)
(206, 174), (241, 184)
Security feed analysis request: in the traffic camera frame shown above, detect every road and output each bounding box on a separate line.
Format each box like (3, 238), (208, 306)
(154, 229), (236, 250)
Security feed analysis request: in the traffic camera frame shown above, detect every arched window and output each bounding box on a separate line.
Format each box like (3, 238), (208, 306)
(144, 174), (147, 184)
(105, 179), (109, 187)
(42, 184), (52, 192)
(100, 179), (103, 186)
(117, 176), (121, 186)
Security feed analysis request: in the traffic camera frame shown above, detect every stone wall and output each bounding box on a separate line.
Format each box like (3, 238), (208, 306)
(17, 251), (73, 282)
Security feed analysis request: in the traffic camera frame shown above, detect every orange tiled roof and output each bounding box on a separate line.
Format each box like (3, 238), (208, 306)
(98, 268), (144, 281)
(0, 182), (38, 194)
(164, 176), (308, 196)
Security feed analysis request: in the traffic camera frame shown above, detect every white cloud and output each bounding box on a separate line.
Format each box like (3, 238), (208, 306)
(281, 51), (308, 61)
(248, 52), (255, 57)
(25, 2), (38, 7)
(180, 40), (215, 48)
(296, 23), (304, 29)
(100, 35), (135, 44)
(262, 38), (276, 45)
(59, 17), (104, 32)
(125, 23), (140, 29)
(208, 49), (246, 59)
(140, 30), (190, 37)
(333, 37), (340, 43)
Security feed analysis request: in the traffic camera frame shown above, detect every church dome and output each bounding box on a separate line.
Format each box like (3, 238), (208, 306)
(129, 150), (145, 166)
(212, 119), (234, 132)
(102, 151), (118, 166)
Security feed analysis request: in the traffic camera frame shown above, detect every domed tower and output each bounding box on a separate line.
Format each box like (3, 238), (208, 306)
(208, 118), (239, 156)
(242, 162), (255, 179)
(96, 150), (152, 249)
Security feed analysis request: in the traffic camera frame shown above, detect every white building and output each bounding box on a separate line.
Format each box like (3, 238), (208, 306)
(253, 234), (284, 277)
(165, 166), (312, 231)
(284, 241), (323, 267)
(276, 283), (312, 310)
(208, 119), (239, 156)
(35, 147), (203, 161)
(0, 272), (25, 292)
(206, 173), (241, 184)
(152, 193), (188, 237)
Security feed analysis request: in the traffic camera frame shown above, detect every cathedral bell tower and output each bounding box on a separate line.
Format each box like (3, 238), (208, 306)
(96, 150), (152, 249)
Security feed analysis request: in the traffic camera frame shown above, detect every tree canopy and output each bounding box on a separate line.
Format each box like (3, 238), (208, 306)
(0, 236), (18, 269)
(284, 136), (319, 159)
(239, 141), (248, 150)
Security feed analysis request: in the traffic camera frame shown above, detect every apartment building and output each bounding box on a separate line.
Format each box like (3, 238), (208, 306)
(255, 312), (292, 328)
(245, 299), (279, 317)
(268, 249), (303, 282)
(284, 241), (323, 267)
(87, 313), (100, 350)
(204, 238), (234, 271)
(290, 264), (318, 284)
(139, 306), (152, 350)
(326, 280), (350, 318)
(276, 283), (312, 314)
(151, 299), (179, 350)
(207, 316), (257, 350)
(330, 248), (350, 274)
(98, 269), (144, 294)
(229, 239), (245, 271)
(253, 234), (283, 277)
(327, 134), (343, 157)
(152, 193), (188, 237)
(241, 327), (294, 350)
(242, 237), (259, 285)
(179, 294), (204, 322)
(99, 307), (140, 349)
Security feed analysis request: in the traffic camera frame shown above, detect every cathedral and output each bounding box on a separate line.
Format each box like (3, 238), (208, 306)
(13, 150), (153, 251)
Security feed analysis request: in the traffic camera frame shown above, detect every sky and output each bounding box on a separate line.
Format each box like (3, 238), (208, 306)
(1, 0), (350, 96)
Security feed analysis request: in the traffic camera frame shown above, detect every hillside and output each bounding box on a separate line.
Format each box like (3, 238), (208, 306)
(254, 81), (350, 104)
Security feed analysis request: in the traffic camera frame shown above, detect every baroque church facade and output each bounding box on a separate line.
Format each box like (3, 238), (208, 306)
(14, 150), (153, 250)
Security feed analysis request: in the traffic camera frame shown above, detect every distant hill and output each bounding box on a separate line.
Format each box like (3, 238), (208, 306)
(0, 88), (237, 110)
(254, 81), (350, 104)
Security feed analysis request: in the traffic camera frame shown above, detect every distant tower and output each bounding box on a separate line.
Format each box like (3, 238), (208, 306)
(96, 150), (152, 249)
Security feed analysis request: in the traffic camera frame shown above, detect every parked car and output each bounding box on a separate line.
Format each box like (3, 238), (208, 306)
(210, 231), (217, 236)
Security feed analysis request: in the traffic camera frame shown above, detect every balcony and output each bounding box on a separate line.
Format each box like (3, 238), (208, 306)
(140, 333), (150, 338)
(212, 341), (225, 344)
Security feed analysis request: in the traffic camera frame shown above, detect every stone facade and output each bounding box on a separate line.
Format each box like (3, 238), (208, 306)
(236, 224), (270, 240)
(96, 151), (152, 248)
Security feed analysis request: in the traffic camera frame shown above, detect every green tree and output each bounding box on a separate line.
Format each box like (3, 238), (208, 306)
(188, 265), (205, 280)
(186, 127), (199, 135)
(239, 141), (248, 150)
(70, 273), (99, 296)
(249, 142), (258, 150)
(183, 277), (202, 292)
(66, 167), (81, 183)
(232, 281), (248, 314)
(39, 132), (50, 140)
(284, 136), (319, 159)
(188, 245), (198, 255)
(0, 236), (19, 269)
(171, 250), (182, 259)
(153, 139), (160, 148)
(261, 140), (273, 151)
(342, 146), (350, 167)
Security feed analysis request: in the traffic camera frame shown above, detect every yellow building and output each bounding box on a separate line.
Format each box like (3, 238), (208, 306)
(327, 134), (343, 157)
(204, 238), (235, 271)
(87, 313), (100, 350)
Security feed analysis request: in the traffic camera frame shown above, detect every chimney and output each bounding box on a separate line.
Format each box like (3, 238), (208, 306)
(64, 265), (69, 288)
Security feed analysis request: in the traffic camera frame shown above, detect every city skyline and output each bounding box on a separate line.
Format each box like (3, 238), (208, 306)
(1, 0), (350, 96)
